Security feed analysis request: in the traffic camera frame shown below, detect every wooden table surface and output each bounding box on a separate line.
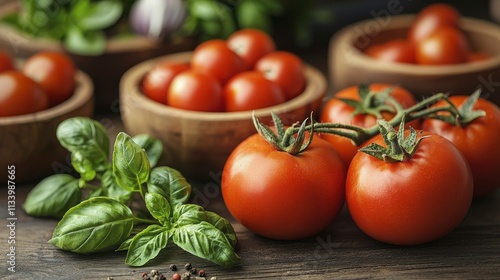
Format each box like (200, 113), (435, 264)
(2, 113), (500, 280)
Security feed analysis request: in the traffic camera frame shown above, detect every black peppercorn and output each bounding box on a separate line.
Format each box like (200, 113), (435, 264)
(169, 264), (177, 271)
(184, 263), (192, 270)
(190, 268), (197, 275)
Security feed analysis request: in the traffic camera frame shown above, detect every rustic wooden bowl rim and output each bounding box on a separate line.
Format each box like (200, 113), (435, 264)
(334, 14), (500, 76)
(0, 70), (93, 125)
(120, 51), (326, 122)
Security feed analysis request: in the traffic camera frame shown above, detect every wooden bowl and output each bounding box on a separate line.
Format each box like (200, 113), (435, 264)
(329, 15), (500, 105)
(0, 0), (195, 113)
(0, 70), (94, 184)
(120, 52), (326, 181)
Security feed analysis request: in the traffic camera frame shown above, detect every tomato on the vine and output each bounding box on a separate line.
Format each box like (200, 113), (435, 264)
(422, 94), (500, 198)
(167, 70), (224, 112)
(255, 51), (306, 101)
(224, 71), (285, 112)
(320, 83), (418, 167)
(346, 129), (473, 245)
(22, 51), (76, 107)
(191, 39), (244, 85)
(227, 28), (276, 70)
(415, 26), (469, 65)
(0, 70), (49, 117)
(408, 3), (460, 44)
(142, 61), (189, 104)
(222, 130), (346, 240)
(0, 50), (14, 73)
(365, 39), (416, 64)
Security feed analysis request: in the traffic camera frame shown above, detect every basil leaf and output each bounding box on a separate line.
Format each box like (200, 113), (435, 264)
(147, 166), (191, 205)
(113, 132), (150, 192)
(101, 169), (133, 204)
(125, 225), (170, 267)
(173, 222), (241, 267)
(56, 117), (110, 174)
(145, 193), (171, 226)
(205, 211), (237, 249)
(71, 151), (97, 181)
(71, 0), (123, 31)
(173, 204), (206, 227)
(132, 134), (163, 167)
(116, 236), (133, 252)
(23, 174), (81, 218)
(64, 25), (107, 56)
(49, 197), (135, 253)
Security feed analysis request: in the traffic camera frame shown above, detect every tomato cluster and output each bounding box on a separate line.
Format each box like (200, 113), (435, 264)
(222, 81), (500, 246)
(365, 3), (490, 65)
(0, 50), (76, 117)
(141, 28), (306, 112)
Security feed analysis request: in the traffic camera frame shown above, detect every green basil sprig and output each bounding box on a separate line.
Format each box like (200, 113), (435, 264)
(23, 116), (240, 267)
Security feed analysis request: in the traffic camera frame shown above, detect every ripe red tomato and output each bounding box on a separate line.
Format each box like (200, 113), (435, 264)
(408, 3), (460, 44)
(346, 131), (473, 245)
(320, 83), (418, 167)
(222, 132), (346, 240)
(365, 39), (416, 64)
(191, 39), (245, 85)
(167, 70), (224, 112)
(22, 51), (76, 106)
(142, 61), (189, 104)
(422, 95), (500, 198)
(227, 28), (276, 70)
(0, 70), (49, 117)
(0, 50), (14, 73)
(254, 51), (306, 101)
(467, 52), (491, 63)
(415, 27), (469, 65)
(224, 71), (285, 112)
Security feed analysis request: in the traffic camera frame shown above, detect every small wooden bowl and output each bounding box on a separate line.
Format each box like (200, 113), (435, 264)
(120, 52), (326, 181)
(329, 15), (500, 105)
(0, 70), (94, 184)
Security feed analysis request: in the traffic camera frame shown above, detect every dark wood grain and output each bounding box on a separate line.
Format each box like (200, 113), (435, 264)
(2, 178), (500, 280)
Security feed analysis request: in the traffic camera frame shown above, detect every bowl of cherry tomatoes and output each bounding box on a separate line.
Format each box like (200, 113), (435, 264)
(120, 29), (326, 180)
(0, 50), (94, 184)
(329, 3), (500, 105)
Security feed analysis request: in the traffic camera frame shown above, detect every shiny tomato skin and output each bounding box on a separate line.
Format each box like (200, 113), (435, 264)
(167, 70), (224, 112)
(222, 133), (346, 240)
(467, 52), (491, 63)
(191, 39), (245, 85)
(254, 51), (306, 101)
(408, 3), (460, 44)
(415, 26), (469, 65)
(320, 83), (419, 167)
(227, 28), (276, 70)
(346, 131), (473, 245)
(22, 51), (76, 107)
(0, 70), (49, 117)
(224, 71), (285, 112)
(142, 61), (190, 104)
(0, 50), (14, 73)
(422, 96), (500, 198)
(365, 39), (416, 64)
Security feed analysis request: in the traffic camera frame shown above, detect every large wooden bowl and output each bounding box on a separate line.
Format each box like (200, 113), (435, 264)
(329, 15), (500, 105)
(0, 70), (94, 184)
(120, 52), (326, 181)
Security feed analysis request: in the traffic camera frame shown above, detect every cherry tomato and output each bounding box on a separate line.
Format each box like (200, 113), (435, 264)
(0, 50), (14, 73)
(142, 61), (189, 104)
(227, 28), (276, 70)
(320, 83), (418, 167)
(415, 26), (469, 65)
(346, 131), (473, 245)
(467, 52), (491, 63)
(0, 70), (49, 117)
(365, 39), (416, 64)
(191, 39), (245, 85)
(224, 71), (285, 112)
(222, 132), (346, 240)
(255, 51), (306, 101)
(408, 3), (460, 44)
(22, 51), (76, 106)
(167, 70), (224, 112)
(422, 95), (500, 198)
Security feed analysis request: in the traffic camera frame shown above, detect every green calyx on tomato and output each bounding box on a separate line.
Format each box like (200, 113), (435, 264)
(336, 83), (396, 119)
(252, 111), (314, 155)
(426, 89), (486, 127)
(360, 117), (428, 162)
